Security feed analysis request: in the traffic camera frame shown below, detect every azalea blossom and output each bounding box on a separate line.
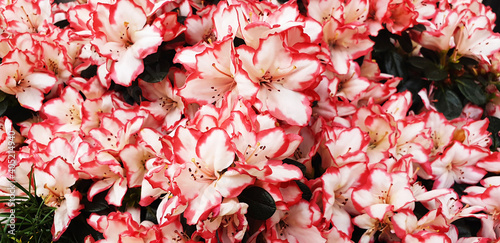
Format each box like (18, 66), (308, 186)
(0, 49), (56, 111)
(235, 34), (322, 126)
(1, 0), (500, 241)
(90, 0), (163, 86)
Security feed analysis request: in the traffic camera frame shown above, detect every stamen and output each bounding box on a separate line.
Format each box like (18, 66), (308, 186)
(212, 63), (233, 78)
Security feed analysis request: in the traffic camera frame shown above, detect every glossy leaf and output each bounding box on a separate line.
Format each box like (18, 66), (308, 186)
(237, 186), (276, 220)
(487, 116), (500, 150)
(434, 89), (463, 120)
(457, 78), (487, 105)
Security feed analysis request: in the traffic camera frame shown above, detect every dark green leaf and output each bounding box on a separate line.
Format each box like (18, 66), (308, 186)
(397, 78), (427, 113)
(456, 78), (487, 105)
(458, 56), (479, 66)
(371, 30), (394, 52)
(282, 158), (306, 176)
(420, 47), (439, 63)
(311, 153), (323, 178)
(411, 24), (426, 32)
(80, 65), (98, 79)
(0, 101), (8, 117)
(424, 67), (448, 81)
(449, 62), (464, 71)
(487, 116), (500, 150)
(295, 181), (312, 201)
(54, 19), (70, 29)
(237, 186), (276, 220)
(138, 65), (169, 83)
(177, 15), (186, 25)
(434, 89), (463, 120)
(82, 191), (110, 213)
(407, 56), (435, 70)
(0, 91), (7, 103)
(452, 217), (481, 238)
(397, 31), (413, 53)
(384, 51), (405, 78)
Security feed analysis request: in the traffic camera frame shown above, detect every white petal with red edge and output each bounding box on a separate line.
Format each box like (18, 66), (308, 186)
(196, 128), (235, 174)
(109, 48), (143, 86)
(51, 191), (83, 241)
(214, 170), (254, 198)
(184, 185), (221, 225)
(257, 83), (311, 126)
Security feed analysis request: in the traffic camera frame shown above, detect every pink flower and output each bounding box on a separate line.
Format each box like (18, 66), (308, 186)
(176, 37), (237, 105)
(33, 157), (83, 241)
(235, 34), (322, 126)
(0, 49), (56, 111)
(322, 19), (373, 75)
(90, 0), (163, 86)
(87, 211), (158, 243)
(170, 127), (254, 224)
(352, 168), (415, 220)
(454, 16), (500, 62)
(41, 86), (84, 133)
(262, 200), (326, 242)
(139, 77), (185, 131)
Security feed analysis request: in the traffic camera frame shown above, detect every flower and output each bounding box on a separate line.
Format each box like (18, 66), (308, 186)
(90, 0), (163, 86)
(0, 49), (56, 111)
(235, 33), (322, 126)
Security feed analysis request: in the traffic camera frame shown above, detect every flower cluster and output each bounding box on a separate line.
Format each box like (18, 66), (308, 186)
(1, 0), (500, 242)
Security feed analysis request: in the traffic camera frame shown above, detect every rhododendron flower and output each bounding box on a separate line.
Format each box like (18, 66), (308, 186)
(91, 0), (163, 86)
(195, 198), (249, 242)
(139, 77), (185, 131)
(322, 19), (373, 75)
(170, 127), (254, 224)
(87, 211), (158, 243)
(2, 0), (500, 241)
(352, 168), (415, 220)
(262, 200), (325, 242)
(1, 0), (52, 34)
(41, 86), (83, 133)
(429, 142), (488, 189)
(0, 49), (56, 111)
(232, 124), (303, 182)
(33, 157), (83, 240)
(453, 15), (500, 62)
(177, 37), (237, 105)
(235, 34), (322, 126)
(80, 151), (129, 207)
(321, 163), (366, 237)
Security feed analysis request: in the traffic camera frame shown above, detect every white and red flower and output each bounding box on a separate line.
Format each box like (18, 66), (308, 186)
(90, 0), (163, 86)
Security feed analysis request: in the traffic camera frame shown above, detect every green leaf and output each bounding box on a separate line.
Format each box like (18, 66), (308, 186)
(458, 56), (479, 66)
(456, 78), (487, 105)
(384, 51), (406, 78)
(434, 89), (463, 120)
(396, 31), (413, 53)
(80, 65), (98, 79)
(411, 24), (426, 32)
(408, 56), (435, 70)
(424, 67), (448, 81)
(237, 186), (276, 220)
(138, 64), (168, 83)
(371, 30), (394, 52)
(487, 116), (500, 151)
(420, 47), (440, 63)
(295, 181), (312, 201)
(0, 91), (7, 103)
(0, 101), (8, 117)
(408, 56), (447, 81)
(82, 191), (110, 213)
(449, 62), (464, 71)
